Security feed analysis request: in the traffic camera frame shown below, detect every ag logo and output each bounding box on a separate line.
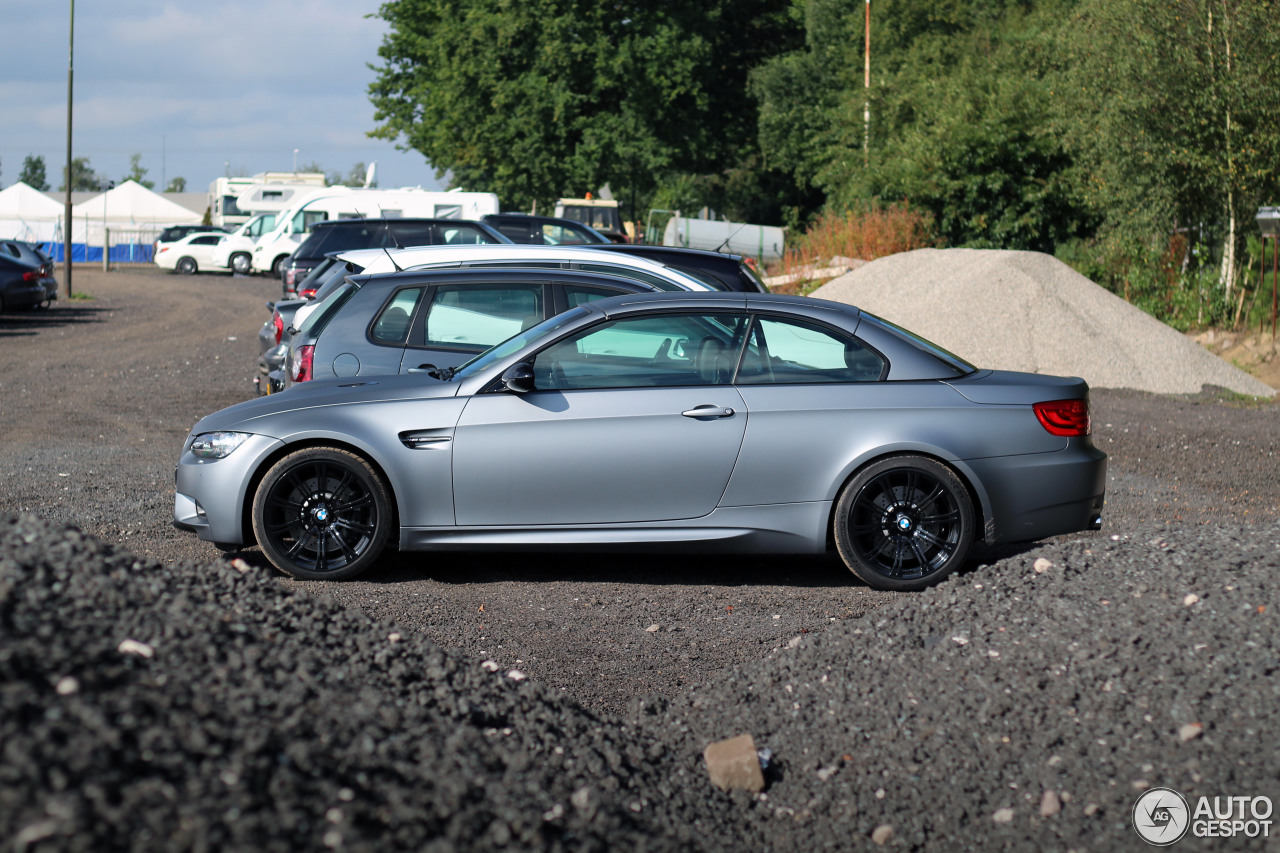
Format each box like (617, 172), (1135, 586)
(1134, 787), (1191, 845)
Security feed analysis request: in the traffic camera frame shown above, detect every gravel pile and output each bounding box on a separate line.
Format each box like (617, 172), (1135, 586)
(813, 249), (1276, 397)
(6, 511), (1280, 851)
(0, 514), (735, 853)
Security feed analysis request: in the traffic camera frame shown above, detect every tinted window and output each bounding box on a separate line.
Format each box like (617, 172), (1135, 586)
(737, 316), (885, 384)
(532, 313), (747, 390)
(423, 284), (543, 351)
(370, 288), (425, 345)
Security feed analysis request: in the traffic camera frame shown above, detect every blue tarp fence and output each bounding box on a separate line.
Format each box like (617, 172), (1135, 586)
(44, 242), (155, 263)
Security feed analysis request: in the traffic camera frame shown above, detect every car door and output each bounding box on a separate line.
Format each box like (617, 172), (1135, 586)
(451, 311), (749, 525)
(189, 235), (224, 268)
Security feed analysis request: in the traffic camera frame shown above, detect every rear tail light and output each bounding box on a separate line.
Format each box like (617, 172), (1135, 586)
(272, 310), (284, 345)
(291, 345), (314, 382)
(300, 286), (317, 299)
(22, 270), (41, 283)
(1033, 399), (1091, 436)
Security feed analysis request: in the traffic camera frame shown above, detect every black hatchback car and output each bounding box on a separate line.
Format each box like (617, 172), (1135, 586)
(585, 244), (768, 293)
(280, 218), (511, 297)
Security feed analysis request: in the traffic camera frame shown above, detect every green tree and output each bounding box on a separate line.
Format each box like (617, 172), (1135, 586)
(123, 152), (155, 189)
(165, 176), (187, 193)
(19, 155), (50, 191)
(1052, 0), (1280, 295)
(753, 0), (1090, 251)
(369, 0), (801, 214)
(60, 157), (99, 191)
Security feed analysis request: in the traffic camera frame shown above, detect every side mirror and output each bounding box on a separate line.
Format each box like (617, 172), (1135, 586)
(500, 362), (535, 394)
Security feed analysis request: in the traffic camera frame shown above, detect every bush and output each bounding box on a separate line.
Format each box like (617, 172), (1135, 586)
(767, 205), (937, 293)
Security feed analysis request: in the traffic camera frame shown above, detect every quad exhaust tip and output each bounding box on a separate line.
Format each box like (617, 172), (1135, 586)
(1089, 515), (1103, 531)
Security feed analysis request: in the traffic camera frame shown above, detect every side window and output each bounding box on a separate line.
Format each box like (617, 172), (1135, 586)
(563, 284), (627, 309)
(423, 284), (543, 351)
(291, 209), (326, 233)
(193, 235), (221, 246)
(531, 313), (747, 390)
(370, 288), (424, 345)
(738, 315), (885, 384)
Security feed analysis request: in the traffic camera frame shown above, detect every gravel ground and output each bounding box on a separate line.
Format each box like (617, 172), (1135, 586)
(2, 266), (1280, 850)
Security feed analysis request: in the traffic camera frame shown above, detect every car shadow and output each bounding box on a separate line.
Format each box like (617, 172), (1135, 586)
(226, 546), (863, 590)
(0, 304), (111, 337)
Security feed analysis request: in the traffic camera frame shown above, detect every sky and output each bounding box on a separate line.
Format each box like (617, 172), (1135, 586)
(0, 0), (448, 196)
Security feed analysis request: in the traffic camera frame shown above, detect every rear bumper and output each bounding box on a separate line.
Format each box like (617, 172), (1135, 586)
(967, 442), (1107, 544)
(3, 282), (48, 309)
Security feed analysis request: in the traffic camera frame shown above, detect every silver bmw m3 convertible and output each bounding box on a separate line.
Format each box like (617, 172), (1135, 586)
(175, 292), (1106, 591)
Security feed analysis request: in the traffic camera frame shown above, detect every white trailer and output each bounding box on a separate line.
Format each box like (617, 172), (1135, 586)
(661, 215), (785, 262)
(207, 172), (328, 229)
(249, 187), (501, 276)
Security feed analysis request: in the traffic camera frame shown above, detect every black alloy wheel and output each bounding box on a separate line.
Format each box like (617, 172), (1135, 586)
(834, 455), (974, 591)
(252, 447), (391, 581)
(176, 257), (197, 275)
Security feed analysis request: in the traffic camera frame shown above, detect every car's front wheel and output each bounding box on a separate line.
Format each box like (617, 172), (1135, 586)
(251, 447), (392, 581)
(176, 257), (197, 275)
(833, 455), (974, 591)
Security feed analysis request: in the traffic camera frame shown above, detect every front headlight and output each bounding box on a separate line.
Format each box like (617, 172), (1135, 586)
(189, 431), (251, 459)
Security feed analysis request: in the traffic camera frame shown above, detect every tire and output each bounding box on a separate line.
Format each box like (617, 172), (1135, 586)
(230, 253), (251, 275)
(272, 255), (289, 278)
(176, 256), (197, 275)
(251, 447), (392, 581)
(833, 455), (974, 591)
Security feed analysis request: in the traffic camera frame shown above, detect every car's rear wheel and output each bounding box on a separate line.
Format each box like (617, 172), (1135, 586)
(176, 257), (197, 275)
(252, 447), (392, 581)
(272, 255), (289, 278)
(833, 455), (974, 591)
(230, 252), (251, 275)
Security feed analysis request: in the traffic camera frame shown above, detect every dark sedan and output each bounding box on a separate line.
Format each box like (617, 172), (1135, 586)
(0, 255), (57, 311)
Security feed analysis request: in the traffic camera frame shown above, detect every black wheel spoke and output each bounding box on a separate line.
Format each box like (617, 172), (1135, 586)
(336, 494), (372, 514)
(287, 527), (316, 559)
(908, 536), (932, 569)
(920, 508), (959, 526)
(915, 527), (954, 552)
(334, 517), (375, 537)
(314, 529), (330, 570)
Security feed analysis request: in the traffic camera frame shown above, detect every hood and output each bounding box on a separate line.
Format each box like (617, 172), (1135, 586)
(192, 374), (460, 435)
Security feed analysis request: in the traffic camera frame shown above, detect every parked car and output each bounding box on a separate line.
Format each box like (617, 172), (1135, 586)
(154, 224), (225, 260)
(481, 213), (610, 246)
(1, 240), (56, 277)
(280, 218), (512, 298)
(334, 244), (716, 292)
(283, 266), (691, 389)
(154, 232), (233, 275)
(254, 244), (719, 394)
(0, 255), (57, 311)
(586, 244), (768, 293)
(175, 291), (1107, 590)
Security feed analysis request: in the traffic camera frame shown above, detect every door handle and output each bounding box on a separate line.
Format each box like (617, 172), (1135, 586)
(681, 405), (735, 419)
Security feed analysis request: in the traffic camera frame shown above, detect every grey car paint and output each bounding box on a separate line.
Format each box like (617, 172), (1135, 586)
(175, 291), (1106, 590)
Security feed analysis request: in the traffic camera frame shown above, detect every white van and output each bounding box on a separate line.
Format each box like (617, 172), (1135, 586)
(249, 187), (501, 276)
(208, 213), (278, 275)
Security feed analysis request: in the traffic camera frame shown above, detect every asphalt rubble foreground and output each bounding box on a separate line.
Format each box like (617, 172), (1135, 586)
(0, 514), (736, 853)
(4, 513), (1280, 852)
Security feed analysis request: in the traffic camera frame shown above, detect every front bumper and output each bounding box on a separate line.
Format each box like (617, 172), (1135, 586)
(173, 433), (285, 546)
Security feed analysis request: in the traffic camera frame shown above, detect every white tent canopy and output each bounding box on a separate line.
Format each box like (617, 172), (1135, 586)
(69, 180), (201, 245)
(0, 181), (64, 243)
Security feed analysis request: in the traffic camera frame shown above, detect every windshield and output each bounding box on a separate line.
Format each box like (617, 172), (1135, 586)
(451, 307), (591, 382)
(297, 282), (359, 340)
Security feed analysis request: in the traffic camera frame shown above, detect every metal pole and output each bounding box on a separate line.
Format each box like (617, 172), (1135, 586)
(64, 0), (74, 297)
(1264, 233), (1274, 343)
(102, 227), (109, 272)
(864, 0), (871, 166)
